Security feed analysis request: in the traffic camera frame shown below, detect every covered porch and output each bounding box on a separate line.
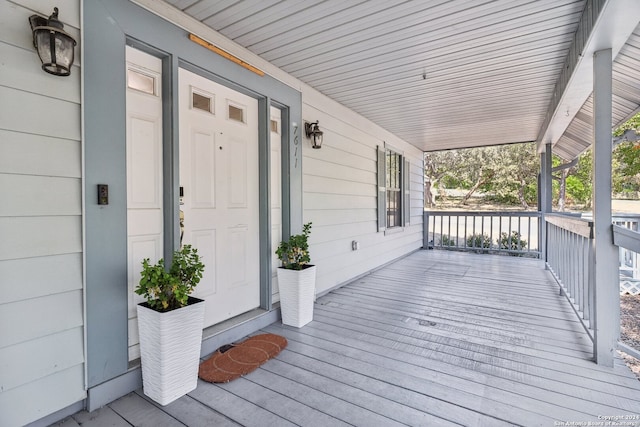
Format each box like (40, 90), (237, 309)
(6, 1), (640, 425)
(57, 250), (640, 426)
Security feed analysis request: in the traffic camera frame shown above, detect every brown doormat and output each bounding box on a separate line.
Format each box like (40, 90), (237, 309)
(198, 333), (287, 383)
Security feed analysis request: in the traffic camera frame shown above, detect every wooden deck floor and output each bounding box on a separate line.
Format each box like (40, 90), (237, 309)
(56, 250), (640, 427)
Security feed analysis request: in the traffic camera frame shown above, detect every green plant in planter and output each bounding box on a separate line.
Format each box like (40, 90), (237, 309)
(276, 222), (312, 270)
(136, 244), (205, 312)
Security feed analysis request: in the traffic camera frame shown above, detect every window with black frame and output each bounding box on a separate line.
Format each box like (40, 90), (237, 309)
(386, 149), (402, 228)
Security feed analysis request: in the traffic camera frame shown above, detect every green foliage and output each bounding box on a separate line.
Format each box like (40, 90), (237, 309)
(484, 193), (519, 205)
(424, 142), (539, 208)
(565, 176), (589, 203)
(440, 235), (457, 247)
(552, 150), (593, 209)
(440, 175), (467, 189)
(614, 141), (640, 185)
(276, 222), (312, 270)
(136, 245), (205, 312)
(498, 231), (527, 256)
(613, 112), (640, 137)
(466, 233), (491, 250)
(424, 111), (640, 211)
(613, 113), (640, 196)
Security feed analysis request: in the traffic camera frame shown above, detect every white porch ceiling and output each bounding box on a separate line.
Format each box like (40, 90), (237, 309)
(162, 0), (640, 159)
(554, 22), (640, 160)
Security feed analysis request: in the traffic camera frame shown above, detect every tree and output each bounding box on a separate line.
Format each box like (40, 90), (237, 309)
(424, 143), (538, 209)
(613, 142), (640, 195)
(424, 150), (460, 206)
(490, 143), (538, 209)
(613, 112), (640, 197)
(553, 150), (592, 211)
(458, 146), (497, 205)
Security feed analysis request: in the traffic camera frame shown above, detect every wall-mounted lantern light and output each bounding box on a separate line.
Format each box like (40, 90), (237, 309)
(29, 7), (77, 76)
(305, 121), (323, 149)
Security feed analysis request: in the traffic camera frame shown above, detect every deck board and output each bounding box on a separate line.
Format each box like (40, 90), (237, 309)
(108, 392), (185, 427)
(135, 391), (241, 427)
(55, 250), (640, 427)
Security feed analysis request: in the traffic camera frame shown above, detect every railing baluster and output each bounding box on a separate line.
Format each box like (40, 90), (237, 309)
(518, 216), (522, 252)
(498, 215), (502, 252)
(491, 215), (494, 250)
(464, 215), (468, 249)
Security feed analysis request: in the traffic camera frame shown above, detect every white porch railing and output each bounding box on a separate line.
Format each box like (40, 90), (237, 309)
(544, 214), (595, 340)
(578, 213), (640, 295)
(613, 221), (640, 361)
(424, 211), (640, 358)
(423, 211), (541, 257)
(613, 215), (640, 295)
(542, 213), (640, 360)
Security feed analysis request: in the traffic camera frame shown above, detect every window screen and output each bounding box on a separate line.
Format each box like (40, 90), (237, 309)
(386, 149), (402, 228)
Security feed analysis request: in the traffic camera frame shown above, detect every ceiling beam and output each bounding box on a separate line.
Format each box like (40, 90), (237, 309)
(536, 0), (640, 153)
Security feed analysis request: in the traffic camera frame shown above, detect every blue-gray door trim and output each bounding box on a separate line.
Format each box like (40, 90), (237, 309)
(84, 0), (302, 388)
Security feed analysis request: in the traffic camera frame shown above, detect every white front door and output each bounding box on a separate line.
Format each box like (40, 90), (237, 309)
(179, 68), (260, 327)
(270, 107), (282, 303)
(125, 47), (164, 361)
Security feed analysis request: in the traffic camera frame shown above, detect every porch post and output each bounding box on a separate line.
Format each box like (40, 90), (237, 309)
(592, 48), (619, 367)
(540, 143), (552, 261)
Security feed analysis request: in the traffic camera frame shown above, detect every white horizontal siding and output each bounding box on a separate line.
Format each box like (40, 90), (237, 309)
(0, 290), (83, 349)
(302, 93), (424, 295)
(0, 85), (81, 140)
(0, 365), (85, 427)
(0, 327), (84, 392)
(304, 208), (377, 227)
(0, 253), (82, 305)
(304, 193), (375, 210)
(0, 1), (84, 426)
(0, 129), (81, 178)
(314, 227), (424, 293)
(0, 41), (81, 104)
(0, 216), (82, 260)
(304, 157), (375, 183)
(305, 175), (375, 197)
(0, 174), (82, 216)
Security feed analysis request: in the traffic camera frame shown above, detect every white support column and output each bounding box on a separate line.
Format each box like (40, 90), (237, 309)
(592, 48), (619, 367)
(540, 143), (553, 262)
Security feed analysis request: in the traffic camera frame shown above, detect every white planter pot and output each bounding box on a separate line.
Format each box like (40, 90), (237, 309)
(277, 265), (316, 328)
(137, 297), (205, 406)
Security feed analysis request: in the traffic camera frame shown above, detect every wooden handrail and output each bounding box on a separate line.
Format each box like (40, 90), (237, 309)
(613, 225), (640, 253)
(425, 210), (541, 217)
(545, 213), (593, 238)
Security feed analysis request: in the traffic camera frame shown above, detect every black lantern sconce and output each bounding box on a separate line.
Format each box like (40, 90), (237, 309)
(305, 121), (324, 149)
(29, 7), (77, 76)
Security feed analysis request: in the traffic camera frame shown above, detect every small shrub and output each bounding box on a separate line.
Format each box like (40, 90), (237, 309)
(136, 245), (205, 312)
(440, 235), (457, 247)
(466, 233), (491, 252)
(499, 231), (527, 256)
(276, 222), (312, 270)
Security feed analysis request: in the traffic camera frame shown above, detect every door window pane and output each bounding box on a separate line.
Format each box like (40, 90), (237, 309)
(228, 104), (245, 123)
(192, 92), (213, 113)
(127, 68), (156, 95)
